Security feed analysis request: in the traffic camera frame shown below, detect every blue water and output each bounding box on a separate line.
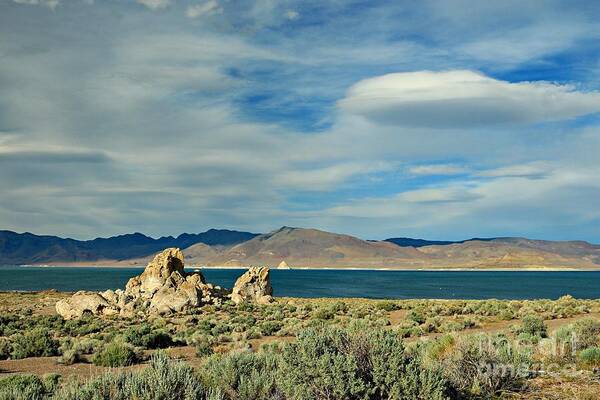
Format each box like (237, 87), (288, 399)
(0, 266), (599, 299)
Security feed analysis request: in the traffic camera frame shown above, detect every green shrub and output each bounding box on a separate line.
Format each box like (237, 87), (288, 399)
(579, 346), (600, 368)
(43, 373), (61, 394)
(10, 328), (59, 359)
(440, 333), (532, 398)
(573, 318), (600, 350)
(276, 325), (449, 400)
(92, 342), (138, 367)
(376, 301), (399, 312)
(407, 310), (426, 324)
(0, 337), (11, 360)
(123, 324), (173, 349)
(200, 352), (278, 400)
(258, 321), (283, 336)
(514, 314), (547, 338)
(58, 348), (84, 366)
(312, 307), (335, 320)
(63, 317), (104, 336)
(0, 374), (46, 400)
(55, 352), (205, 400)
(195, 336), (214, 358)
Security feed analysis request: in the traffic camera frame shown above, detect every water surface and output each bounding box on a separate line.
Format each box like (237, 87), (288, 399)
(1, 266), (599, 299)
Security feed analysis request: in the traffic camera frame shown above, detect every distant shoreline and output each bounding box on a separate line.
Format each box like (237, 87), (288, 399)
(14, 264), (599, 271)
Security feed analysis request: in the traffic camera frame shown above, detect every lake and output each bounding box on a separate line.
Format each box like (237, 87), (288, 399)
(1, 266), (599, 299)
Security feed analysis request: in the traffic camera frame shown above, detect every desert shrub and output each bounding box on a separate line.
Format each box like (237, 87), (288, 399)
(123, 324), (173, 349)
(196, 319), (217, 335)
(10, 328), (59, 359)
(0, 337), (11, 360)
(211, 322), (233, 337)
(0, 375), (46, 400)
(230, 315), (257, 332)
(440, 333), (532, 398)
(376, 301), (399, 312)
(236, 302), (254, 312)
(58, 348), (84, 366)
(407, 310), (426, 325)
(422, 335), (456, 364)
(63, 317), (104, 336)
(573, 318), (600, 350)
(514, 314), (547, 339)
(201, 352), (278, 400)
(245, 328), (262, 340)
(92, 341), (138, 367)
(258, 321), (283, 336)
(195, 335), (215, 358)
(312, 307), (335, 320)
(285, 304), (297, 313)
(276, 325), (449, 400)
(55, 352), (205, 400)
(578, 346), (600, 368)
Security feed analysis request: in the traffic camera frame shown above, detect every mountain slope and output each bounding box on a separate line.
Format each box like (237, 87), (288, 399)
(184, 227), (600, 269)
(2, 227), (599, 269)
(188, 227), (434, 267)
(0, 229), (258, 264)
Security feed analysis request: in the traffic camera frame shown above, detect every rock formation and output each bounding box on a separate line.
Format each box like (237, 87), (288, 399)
(56, 247), (235, 319)
(277, 260), (290, 269)
(231, 266), (273, 305)
(55, 291), (119, 320)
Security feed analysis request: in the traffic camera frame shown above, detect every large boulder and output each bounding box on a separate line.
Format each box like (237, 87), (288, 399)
(231, 266), (273, 304)
(55, 291), (119, 320)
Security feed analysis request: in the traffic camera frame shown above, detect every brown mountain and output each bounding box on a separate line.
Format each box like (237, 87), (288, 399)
(2, 227), (599, 269)
(183, 227), (600, 270)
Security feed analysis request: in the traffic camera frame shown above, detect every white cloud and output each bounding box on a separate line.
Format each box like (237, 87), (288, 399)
(338, 70), (600, 128)
(477, 162), (553, 179)
(186, 0), (222, 19)
(409, 164), (468, 176)
(274, 162), (394, 191)
(137, 0), (171, 10)
(2, 2), (600, 241)
(12, 0), (59, 9)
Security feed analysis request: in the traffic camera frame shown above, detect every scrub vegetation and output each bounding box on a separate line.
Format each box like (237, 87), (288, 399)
(1, 292), (600, 399)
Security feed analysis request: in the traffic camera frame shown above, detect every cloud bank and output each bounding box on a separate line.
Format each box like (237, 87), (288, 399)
(1, 0), (600, 242)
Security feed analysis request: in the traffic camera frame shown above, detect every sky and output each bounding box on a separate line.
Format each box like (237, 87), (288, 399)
(1, 0), (600, 242)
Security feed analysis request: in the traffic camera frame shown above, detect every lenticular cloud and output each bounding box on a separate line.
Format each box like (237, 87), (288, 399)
(338, 70), (600, 128)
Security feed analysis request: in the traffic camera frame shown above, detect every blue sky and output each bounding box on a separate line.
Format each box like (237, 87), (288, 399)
(1, 0), (600, 241)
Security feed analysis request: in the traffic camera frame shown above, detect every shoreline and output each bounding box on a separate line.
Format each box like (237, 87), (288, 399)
(12, 264), (599, 272)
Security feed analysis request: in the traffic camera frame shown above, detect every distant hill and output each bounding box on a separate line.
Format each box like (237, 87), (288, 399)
(185, 227), (600, 270)
(1, 227), (599, 269)
(185, 226), (422, 267)
(0, 229), (258, 264)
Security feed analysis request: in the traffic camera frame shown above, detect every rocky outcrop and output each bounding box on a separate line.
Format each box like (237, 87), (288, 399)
(277, 260), (290, 269)
(231, 266), (273, 304)
(55, 291), (119, 319)
(56, 248), (231, 319)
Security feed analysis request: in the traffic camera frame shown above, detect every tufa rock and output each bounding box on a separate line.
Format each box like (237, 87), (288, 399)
(55, 291), (119, 320)
(231, 266), (273, 304)
(277, 260), (291, 269)
(56, 247), (272, 319)
(56, 248), (228, 319)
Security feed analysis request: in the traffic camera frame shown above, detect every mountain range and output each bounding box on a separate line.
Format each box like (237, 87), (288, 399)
(1, 227), (599, 269)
